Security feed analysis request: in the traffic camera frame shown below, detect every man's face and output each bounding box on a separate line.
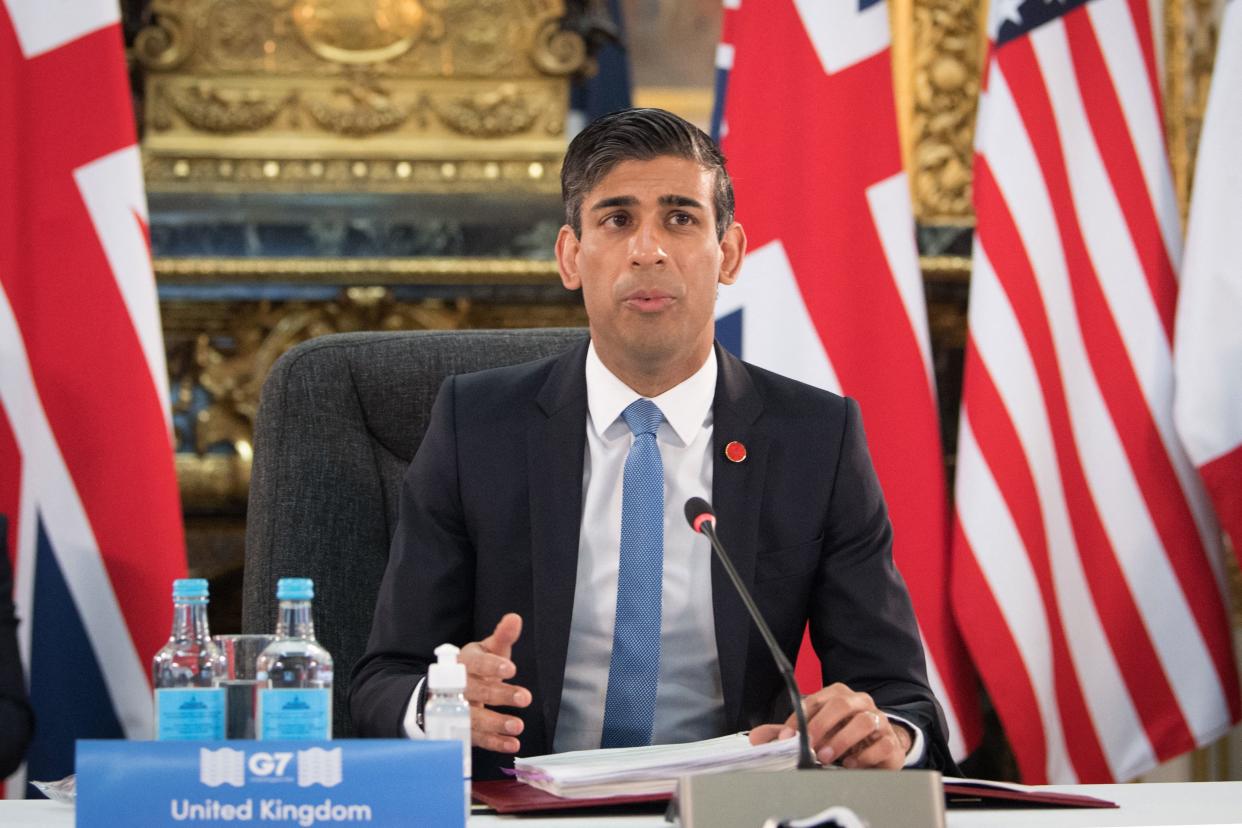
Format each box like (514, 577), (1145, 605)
(555, 155), (745, 379)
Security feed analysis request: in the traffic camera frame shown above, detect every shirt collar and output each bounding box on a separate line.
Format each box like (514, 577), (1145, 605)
(585, 341), (717, 446)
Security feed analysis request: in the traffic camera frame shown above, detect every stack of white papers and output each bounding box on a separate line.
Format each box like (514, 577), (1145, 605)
(512, 733), (803, 799)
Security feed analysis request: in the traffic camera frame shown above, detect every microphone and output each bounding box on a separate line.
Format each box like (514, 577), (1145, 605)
(684, 497), (816, 770)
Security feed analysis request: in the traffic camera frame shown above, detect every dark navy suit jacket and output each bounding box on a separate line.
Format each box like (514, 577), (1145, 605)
(349, 339), (955, 778)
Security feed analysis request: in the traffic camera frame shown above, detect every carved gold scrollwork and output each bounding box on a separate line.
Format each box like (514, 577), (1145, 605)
(138, 0), (580, 192)
(168, 83), (292, 133)
(434, 83), (542, 137)
(305, 80), (413, 135)
(522, 0), (586, 76)
(909, 0), (982, 223)
(543, 108), (565, 137)
(150, 82), (176, 131)
(172, 291), (473, 458)
(201, 0), (279, 66)
(156, 257), (561, 283)
(134, 0), (196, 70)
(530, 18), (587, 76)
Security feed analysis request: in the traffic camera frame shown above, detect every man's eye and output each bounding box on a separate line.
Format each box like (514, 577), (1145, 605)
(603, 213), (629, 227)
(670, 212), (695, 226)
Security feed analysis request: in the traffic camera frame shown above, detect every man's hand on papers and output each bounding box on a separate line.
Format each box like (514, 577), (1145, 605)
(748, 683), (911, 769)
(458, 612), (532, 754)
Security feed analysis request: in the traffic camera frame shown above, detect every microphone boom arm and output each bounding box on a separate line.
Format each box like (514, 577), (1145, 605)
(697, 520), (818, 771)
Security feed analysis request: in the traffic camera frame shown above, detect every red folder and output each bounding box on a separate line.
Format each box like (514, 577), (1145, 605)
(942, 780), (1117, 809)
(473, 780), (669, 813)
(472, 778), (1117, 815)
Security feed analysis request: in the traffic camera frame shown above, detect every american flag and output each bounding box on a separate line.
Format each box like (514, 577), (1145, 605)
(713, 0), (981, 760)
(1, 0), (185, 797)
(953, 0), (1240, 783)
(1174, 0), (1242, 562)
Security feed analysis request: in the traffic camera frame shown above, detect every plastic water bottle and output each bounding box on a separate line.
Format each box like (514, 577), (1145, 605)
(153, 578), (226, 740)
(425, 643), (471, 818)
(255, 578), (333, 739)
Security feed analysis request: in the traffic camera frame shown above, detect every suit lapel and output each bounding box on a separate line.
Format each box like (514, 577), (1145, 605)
(709, 344), (767, 731)
(526, 339), (589, 750)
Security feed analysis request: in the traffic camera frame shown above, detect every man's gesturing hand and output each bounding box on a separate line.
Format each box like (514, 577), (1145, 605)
(456, 613), (532, 754)
(748, 683), (912, 769)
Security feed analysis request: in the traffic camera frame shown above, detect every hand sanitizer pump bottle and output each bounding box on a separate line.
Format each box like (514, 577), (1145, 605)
(425, 643), (471, 818)
(152, 578), (226, 740)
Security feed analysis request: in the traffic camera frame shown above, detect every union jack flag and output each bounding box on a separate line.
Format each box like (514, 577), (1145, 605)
(1, 0), (185, 797)
(953, 0), (1239, 782)
(713, 0), (982, 761)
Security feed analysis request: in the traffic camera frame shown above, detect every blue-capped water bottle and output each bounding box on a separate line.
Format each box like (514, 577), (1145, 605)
(255, 578), (333, 739)
(153, 578), (226, 740)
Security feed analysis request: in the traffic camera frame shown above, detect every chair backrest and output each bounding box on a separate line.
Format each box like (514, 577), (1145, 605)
(242, 328), (588, 736)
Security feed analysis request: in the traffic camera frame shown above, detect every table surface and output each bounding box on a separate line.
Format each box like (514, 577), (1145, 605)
(4, 781), (1240, 826)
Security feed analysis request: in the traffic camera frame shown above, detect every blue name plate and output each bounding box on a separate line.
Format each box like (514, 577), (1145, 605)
(76, 739), (462, 827)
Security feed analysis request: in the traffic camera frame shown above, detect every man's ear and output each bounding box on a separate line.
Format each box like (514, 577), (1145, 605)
(718, 222), (747, 286)
(555, 225), (582, 290)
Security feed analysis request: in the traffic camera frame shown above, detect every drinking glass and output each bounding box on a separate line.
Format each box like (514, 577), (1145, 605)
(214, 634), (275, 739)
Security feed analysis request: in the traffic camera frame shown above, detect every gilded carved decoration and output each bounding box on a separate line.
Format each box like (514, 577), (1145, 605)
(530, 13), (589, 76)
(160, 83), (293, 132)
(134, 1), (196, 70)
(146, 154), (556, 192)
(433, 83), (548, 137)
(290, 0), (444, 65)
(907, 0), (983, 224)
(137, 0), (587, 192)
(1165, 0), (1224, 223)
(155, 256), (560, 283)
(304, 79), (419, 135)
(891, 0), (983, 226)
(170, 290), (467, 459)
(139, 1), (578, 85)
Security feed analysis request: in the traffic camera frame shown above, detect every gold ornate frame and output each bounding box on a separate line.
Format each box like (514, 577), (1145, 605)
(138, 0), (588, 194)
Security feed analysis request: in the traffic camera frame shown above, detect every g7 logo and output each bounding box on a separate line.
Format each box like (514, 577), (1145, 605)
(248, 752), (294, 776)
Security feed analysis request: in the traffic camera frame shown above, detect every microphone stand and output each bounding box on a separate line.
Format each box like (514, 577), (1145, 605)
(677, 500), (945, 828)
(695, 519), (816, 770)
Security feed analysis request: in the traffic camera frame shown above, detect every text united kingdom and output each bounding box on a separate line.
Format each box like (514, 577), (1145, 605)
(170, 797), (373, 827)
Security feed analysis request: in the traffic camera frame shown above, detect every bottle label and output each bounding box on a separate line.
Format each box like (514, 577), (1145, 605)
(256, 687), (332, 739)
(155, 687), (226, 741)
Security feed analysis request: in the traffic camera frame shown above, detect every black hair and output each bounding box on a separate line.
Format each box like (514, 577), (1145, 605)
(561, 107), (735, 240)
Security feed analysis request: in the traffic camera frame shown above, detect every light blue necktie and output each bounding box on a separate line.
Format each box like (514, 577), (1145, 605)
(600, 398), (665, 748)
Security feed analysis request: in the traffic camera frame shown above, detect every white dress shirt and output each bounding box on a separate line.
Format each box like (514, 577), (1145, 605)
(553, 343), (725, 752)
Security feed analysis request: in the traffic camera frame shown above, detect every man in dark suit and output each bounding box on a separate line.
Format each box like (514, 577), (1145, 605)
(351, 108), (954, 779)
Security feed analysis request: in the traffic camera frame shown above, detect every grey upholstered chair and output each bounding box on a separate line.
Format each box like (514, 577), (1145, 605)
(242, 328), (588, 737)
